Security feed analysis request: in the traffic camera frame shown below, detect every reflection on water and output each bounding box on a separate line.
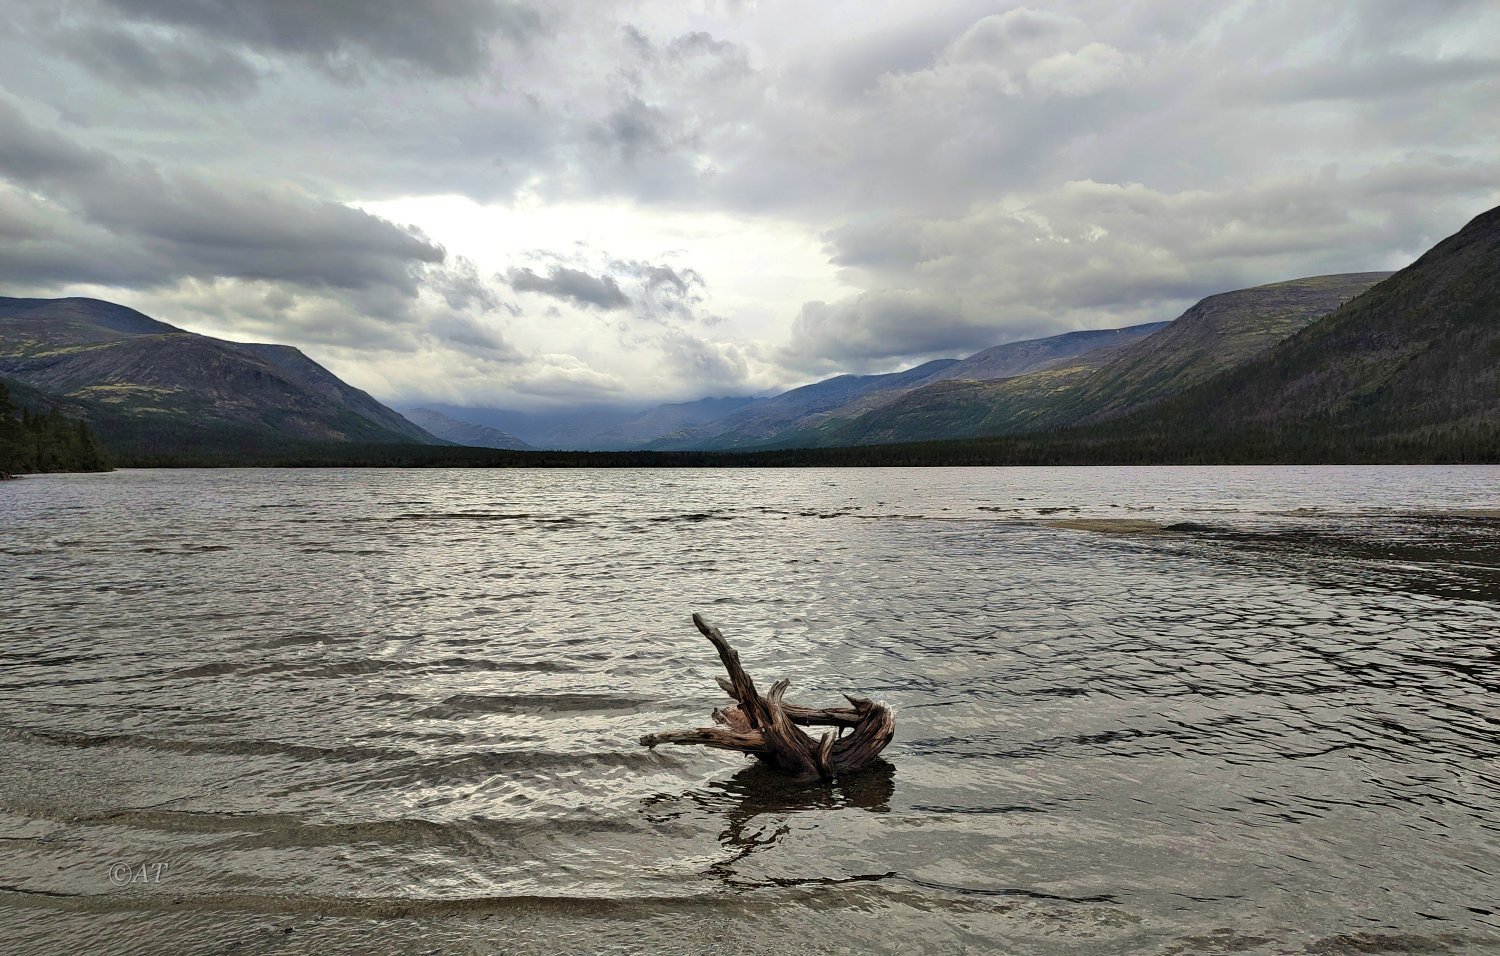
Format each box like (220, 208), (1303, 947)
(1, 465), (1498, 954)
(644, 760), (896, 887)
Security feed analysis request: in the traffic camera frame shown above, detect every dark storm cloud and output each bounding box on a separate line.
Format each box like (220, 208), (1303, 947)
(0, 95), (444, 299)
(587, 95), (676, 164)
(784, 291), (980, 371)
(507, 266), (630, 310)
(0, 97), (106, 183)
(96, 0), (542, 77)
(49, 22), (262, 96)
(608, 260), (706, 321)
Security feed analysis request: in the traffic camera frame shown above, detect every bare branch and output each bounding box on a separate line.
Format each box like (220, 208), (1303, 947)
(642, 614), (895, 779)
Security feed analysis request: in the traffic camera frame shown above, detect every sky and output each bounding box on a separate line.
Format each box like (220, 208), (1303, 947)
(1, 1), (1497, 411)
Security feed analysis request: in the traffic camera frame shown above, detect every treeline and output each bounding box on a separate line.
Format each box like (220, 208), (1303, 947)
(105, 418), (1500, 469)
(0, 380), (112, 476)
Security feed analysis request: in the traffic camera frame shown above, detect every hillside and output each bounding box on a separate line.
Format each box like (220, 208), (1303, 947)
(647, 359), (959, 450)
(923, 322), (1168, 385)
(1063, 273), (1392, 424)
(1152, 207), (1500, 438)
(772, 343), (1125, 448)
(773, 321), (1168, 444)
(0, 297), (440, 457)
(572, 395), (763, 449)
(778, 272), (1390, 448)
(403, 407), (532, 449)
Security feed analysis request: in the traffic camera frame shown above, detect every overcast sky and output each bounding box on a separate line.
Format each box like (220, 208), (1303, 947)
(2, 1), (1497, 409)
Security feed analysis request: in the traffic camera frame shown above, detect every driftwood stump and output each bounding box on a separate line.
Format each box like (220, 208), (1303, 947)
(640, 614), (895, 780)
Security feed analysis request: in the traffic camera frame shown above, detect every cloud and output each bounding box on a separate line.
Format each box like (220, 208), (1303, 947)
(507, 265), (630, 310)
(1247, 54), (1500, 104)
(783, 290), (974, 371)
(0, 95), (444, 298)
(1026, 41), (1140, 97)
(49, 22), (262, 97)
(608, 259), (706, 321)
(655, 327), (752, 389)
(588, 95), (676, 164)
(2, 0), (1500, 407)
(93, 0), (541, 77)
(789, 162), (1500, 368)
(0, 96), (106, 183)
(513, 353), (627, 399)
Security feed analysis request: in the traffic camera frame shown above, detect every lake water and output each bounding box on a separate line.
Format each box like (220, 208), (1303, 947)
(2, 466), (1497, 954)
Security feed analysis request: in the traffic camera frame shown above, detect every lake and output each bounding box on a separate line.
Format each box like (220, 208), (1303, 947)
(2, 466), (1497, 954)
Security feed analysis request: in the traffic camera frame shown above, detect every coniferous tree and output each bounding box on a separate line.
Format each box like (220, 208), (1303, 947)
(0, 380), (112, 475)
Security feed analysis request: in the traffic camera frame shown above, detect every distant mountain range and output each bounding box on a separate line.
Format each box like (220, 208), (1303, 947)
(429, 323), (1170, 451)
(759, 273), (1390, 448)
(0, 297), (439, 458)
(424, 269), (1386, 452)
(3, 203), (1495, 466)
(402, 407), (531, 450)
(419, 395), (765, 451)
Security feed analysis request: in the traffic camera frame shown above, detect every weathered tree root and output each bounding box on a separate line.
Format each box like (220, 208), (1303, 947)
(640, 614), (895, 780)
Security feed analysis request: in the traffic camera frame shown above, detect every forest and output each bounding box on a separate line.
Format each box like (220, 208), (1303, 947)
(0, 380), (112, 476)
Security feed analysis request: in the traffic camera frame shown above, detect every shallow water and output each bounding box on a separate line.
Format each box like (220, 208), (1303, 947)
(2, 466), (1497, 954)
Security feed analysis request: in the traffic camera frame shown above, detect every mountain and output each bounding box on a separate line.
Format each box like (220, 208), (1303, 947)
(414, 395), (764, 450)
(419, 325), (1167, 452)
(574, 395), (764, 449)
(1152, 208), (1500, 439)
(0, 296), (440, 457)
(402, 407), (532, 449)
(923, 322), (1168, 384)
(763, 321), (1170, 446)
(774, 340), (1134, 448)
(1061, 273), (1392, 425)
(647, 359), (960, 450)
(773, 272), (1390, 448)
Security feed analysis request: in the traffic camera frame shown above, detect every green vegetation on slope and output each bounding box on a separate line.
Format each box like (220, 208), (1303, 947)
(1063, 272), (1393, 424)
(0, 379), (111, 475)
(1161, 208), (1500, 438)
(0, 296), (440, 458)
(778, 272), (1392, 448)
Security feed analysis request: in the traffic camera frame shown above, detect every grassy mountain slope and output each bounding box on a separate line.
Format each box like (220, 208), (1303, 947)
(1151, 208), (1500, 438)
(779, 272), (1391, 448)
(779, 322), (1170, 444)
(923, 322), (1168, 385)
(1064, 273), (1392, 425)
(647, 358), (959, 450)
(0, 296), (439, 456)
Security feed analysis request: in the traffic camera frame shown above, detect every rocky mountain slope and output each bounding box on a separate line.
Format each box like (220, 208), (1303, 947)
(0, 296), (439, 456)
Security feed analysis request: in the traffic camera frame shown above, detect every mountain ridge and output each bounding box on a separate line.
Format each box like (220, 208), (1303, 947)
(1150, 208), (1500, 436)
(767, 272), (1392, 449)
(0, 296), (440, 455)
(402, 407), (532, 450)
